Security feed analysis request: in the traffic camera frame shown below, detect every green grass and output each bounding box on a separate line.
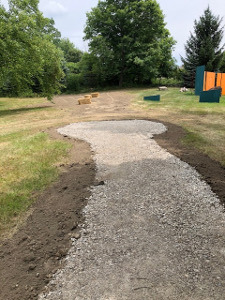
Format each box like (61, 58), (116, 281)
(134, 88), (225, 112)
(0, 97), (72, 235)
(1, 89), (225, 235)
(131, 88), (225, 166)
(0, 98), (44, 112)
(0, 132), (70, 225)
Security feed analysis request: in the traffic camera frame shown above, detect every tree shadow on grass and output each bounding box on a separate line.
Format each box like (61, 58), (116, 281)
(0, 106), (52, 117)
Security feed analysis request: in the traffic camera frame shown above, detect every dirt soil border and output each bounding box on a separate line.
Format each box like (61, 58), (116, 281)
(0, 131), (96, 300)
(0, 120), (224, 300)
(154, 120), (225, 207)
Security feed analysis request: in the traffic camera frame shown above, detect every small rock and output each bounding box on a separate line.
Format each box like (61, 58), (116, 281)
(72, 232), (81, 239)
(23, 255), (35, 263)
(71, 223), (78, 231)
(94, 181), (105, 186)
(28, 264), (36, 271)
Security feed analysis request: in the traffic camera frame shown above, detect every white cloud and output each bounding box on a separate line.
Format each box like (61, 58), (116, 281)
(1, 0), (9, 9)
(40, 1), (67, 17)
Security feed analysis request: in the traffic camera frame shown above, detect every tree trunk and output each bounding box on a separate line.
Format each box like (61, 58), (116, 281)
(119, 71), (124, 88)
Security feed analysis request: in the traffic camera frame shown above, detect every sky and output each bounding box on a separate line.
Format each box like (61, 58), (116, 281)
(1, 0), (225, 65)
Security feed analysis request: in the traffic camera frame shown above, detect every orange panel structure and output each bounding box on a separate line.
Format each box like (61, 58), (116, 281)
(203, 72), (216, 91)
(216, 73), (225, 95)
(196, 65), (225, 96)
(220, 74), (225, 95)
(216, 73), (222, 87)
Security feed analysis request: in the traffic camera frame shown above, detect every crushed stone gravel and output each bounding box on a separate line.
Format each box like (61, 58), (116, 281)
(39, 120), (225, 300)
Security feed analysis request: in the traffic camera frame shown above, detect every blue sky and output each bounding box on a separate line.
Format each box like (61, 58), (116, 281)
(1, 0), (225, 65)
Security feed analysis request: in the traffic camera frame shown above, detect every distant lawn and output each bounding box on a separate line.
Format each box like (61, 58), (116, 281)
(0, 97), (73, 236)
(130, 88), (225, 166)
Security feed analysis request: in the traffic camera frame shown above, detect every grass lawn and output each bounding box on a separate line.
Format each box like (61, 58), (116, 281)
(0, 97), (73, 236)
(130, 88), (225, 166)
(1, 89), (224, 237)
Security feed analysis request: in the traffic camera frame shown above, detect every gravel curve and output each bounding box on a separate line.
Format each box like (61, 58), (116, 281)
(39, 120), (225, 300)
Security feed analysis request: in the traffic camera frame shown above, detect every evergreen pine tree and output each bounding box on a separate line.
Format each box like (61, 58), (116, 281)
(181, 7), (224, 87)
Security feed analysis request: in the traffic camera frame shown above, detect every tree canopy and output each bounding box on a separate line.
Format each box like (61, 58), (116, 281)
(181, 7), (224, 87)
(0, 0), (64, 99)
(57, 38), (84, 92)
(84, 0), (176, 87)
(58, 38), (83, 64)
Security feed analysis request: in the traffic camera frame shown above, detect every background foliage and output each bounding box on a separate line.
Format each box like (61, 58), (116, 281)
(84, 0), (176, 87)
(182, 7), (224, 87)
(2, 1), (224, 96)
(0, 0), (64, 99)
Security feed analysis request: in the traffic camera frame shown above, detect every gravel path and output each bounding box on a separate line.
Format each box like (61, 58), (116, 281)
(39, 120), (225, 300)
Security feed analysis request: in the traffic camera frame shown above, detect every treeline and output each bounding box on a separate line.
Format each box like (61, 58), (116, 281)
(60, 39), (181, 94)
(0, 0), (180, 99)
(63, 0), (179, 92)
(2, 1), (224, 99)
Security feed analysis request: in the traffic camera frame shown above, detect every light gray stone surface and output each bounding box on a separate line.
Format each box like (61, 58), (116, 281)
(39, 120), (225, 300)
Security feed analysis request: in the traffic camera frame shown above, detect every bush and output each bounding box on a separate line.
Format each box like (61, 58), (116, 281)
(66, 74), (81, 92)
(151, 77), (182, 87)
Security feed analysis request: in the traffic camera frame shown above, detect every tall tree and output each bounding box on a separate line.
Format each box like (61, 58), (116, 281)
(57, 38), (84, 92)
(58, 38), (83, 64)
(84, 0), (175, 87)
(219, 51), (225, 72)
(0, 0), (64, 99)
(182, 7), (224, 87)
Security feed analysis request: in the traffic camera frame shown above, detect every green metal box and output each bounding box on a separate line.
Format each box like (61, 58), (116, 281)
(144, 95), (160, 101)
(199, 88), (221, 103)
(195, 65), (205, 95)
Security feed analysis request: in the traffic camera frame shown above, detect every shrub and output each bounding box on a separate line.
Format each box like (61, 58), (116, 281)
(151, 77), (182, 87)
(66, 74), (81, 92)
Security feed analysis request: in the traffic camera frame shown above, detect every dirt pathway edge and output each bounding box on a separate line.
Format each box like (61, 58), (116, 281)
(0, 131), (96, 300)
(0, 119), (224, 300)
(154, 120), (225, 207)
